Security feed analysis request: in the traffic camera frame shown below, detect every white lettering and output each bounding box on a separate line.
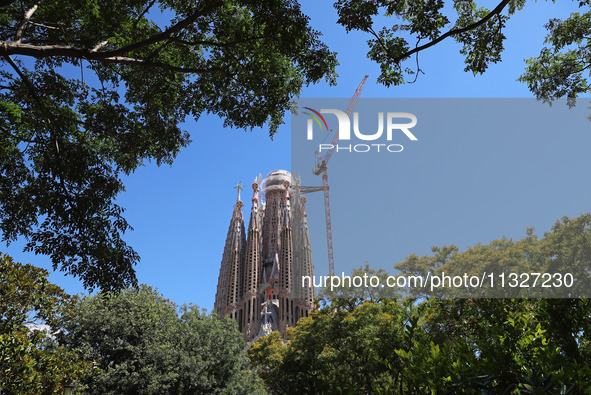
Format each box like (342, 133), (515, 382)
(353, 112), (384, 140)
(387, 144), (404, 152)
(387, 112), (418, 141)
(321, 109), (351, 140)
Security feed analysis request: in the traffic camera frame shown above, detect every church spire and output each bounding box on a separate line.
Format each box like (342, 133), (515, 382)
(213, 182), (246, 321)
(240, 179), (262, 340)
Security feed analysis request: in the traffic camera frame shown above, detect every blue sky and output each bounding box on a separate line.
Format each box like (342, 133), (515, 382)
(6, 1), (589, 308)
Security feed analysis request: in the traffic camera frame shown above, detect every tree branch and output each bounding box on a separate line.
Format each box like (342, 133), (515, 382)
(145, 39), (172, 60)
(104, 0), (224, 57)
(0, 42), (86, 57)
(3, 54), (43, 107)
(15, 2), (42, 43)
(368, 26), (392, 61)
(2, 54), (59, 153)
(98, 55), (226, 74)
(169, 35), (268, 48)
(133, 0), (156, 29)
(91, 40), (109, 52)
(29, 21), (59, 30)
(391, 0), (511, 63)
(0, 42), (226, 74)
(410, 39), (424, 84)
(5, 1), (224, 61)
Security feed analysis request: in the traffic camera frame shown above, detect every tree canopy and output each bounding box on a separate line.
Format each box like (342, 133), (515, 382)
(334, 0), (591, 105)
(0, 0), (337, 290)
(395, 214), (591, 298)
(249, 298), (591, 393)
(0, 252), (91, 394)
(249, 214), (591, 393)
(2, 0), (589, 292)
(58, 285), (264, 394)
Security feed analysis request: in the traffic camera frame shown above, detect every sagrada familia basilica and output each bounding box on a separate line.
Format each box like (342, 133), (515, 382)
(214, 170), (315, 343)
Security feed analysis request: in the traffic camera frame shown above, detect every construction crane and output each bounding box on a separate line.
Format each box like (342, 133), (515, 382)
(302, 75), (368, 276)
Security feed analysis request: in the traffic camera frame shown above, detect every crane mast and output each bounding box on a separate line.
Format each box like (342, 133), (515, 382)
(312, 75), (368, 276)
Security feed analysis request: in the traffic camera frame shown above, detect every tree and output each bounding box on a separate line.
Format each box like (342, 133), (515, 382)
(0, 0), (338, 290)
(58, 285), (265, 394)
(0, 251), (91, 394)
(393, 298), (589, 393)
(249, 214), (591, 393)
(393, 214), (591, 298)
(247, 299), (412, 394)
(334, 0), (591, 105)
(317, 264), (402, 310)
(248, 297), (591, 393)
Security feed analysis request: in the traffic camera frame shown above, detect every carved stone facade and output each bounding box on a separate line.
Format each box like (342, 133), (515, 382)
(214, 170), (315, 342)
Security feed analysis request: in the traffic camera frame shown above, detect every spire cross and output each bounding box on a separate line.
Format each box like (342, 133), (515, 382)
(234, 182), (244, 201)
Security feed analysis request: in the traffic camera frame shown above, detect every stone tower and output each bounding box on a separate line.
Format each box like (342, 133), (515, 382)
(214, 170), (315, 342)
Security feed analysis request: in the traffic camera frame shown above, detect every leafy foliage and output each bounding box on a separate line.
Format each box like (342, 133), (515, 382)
(249, 297), (591, 394)
(520, 10), (591, 106)
(334, 0), (591, 104)
(317, 264), (402, 308)
(334, 0), (524, 86)
(395, 214), (591, 298)
(249, 214), (591, 393)
(0, 252), (91, 394)
(58, 285), (265, 394)
(0, 0), (337, 290)
(248, 299), (412, 394)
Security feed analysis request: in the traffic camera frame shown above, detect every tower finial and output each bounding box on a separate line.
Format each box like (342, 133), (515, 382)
(251, 178), (260, 203)
(234, 182), (244, 201)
